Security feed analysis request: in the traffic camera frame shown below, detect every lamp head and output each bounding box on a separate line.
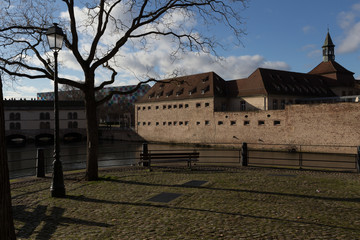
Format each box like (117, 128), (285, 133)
(46, 23), (64, 51)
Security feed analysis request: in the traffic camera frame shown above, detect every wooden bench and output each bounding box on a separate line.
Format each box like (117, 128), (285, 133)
(139, 152), (199, 169)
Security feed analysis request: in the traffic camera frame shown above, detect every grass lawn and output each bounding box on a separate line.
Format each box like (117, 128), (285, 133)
(11, 166), (360, 239)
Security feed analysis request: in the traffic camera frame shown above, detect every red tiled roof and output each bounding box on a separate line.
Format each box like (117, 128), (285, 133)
(309, 61), (354, 75)
(136, 72), (227, 103)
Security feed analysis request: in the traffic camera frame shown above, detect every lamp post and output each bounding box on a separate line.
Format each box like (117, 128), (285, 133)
(46, 23), (65, 197)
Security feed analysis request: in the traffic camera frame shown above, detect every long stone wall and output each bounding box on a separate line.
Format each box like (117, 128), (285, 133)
(135, 101), (360, 151)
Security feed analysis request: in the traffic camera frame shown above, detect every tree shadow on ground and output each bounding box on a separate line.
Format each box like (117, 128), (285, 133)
(98, 177), (360, 203)
(65, 193), (359, 233)
(13, 204), (112, 239)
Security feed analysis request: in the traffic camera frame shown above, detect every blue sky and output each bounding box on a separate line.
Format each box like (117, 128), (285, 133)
(3, 0), (360, 99)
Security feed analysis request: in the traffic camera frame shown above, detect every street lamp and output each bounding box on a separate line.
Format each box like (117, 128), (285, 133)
(46, 23), (65, 197)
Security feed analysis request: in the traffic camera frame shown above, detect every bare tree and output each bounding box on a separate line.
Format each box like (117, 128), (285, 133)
(0, 76), (16, 240)
(0, 0), (247, 180)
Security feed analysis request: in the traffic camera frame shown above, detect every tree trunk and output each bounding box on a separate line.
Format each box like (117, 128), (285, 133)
(0, 79), (16, 239)
(84, 89), (99, 181)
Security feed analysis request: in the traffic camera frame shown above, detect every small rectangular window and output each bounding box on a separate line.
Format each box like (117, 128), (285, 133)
(174, 105), (177, 108)
(137, 107), (140, 110)
(244, 120), (250, 126)
(143, 122), (146, 126)
(163, 105), (166, 109)
(179, 104), (183, 108)
(142, 107), (146, 110)
(174, 121), (177, 126)
(185, 104), (189, 108)
(179, 121), (183, 125)
(205, 120), (210, 125)
(230, 121), (236, 126)
(218, 121), (223, 125)
(148, 122), (151, 126)
(274, 120), (281, 126)
(196, 103), (201, 108)
(156, 122), (159, 126)
(148, 106), (151, 110)
(163, 122), (166, 126)
(258, 120), (265, 126)
(168, 105), (172, 109)
(156, 106), (159, 110)
(185, 121), (189, 126)
(196, 121), (200, 125)
(168, 122), (172, 126)
(137, 122), (140, 126)
(205, 102), (210, 107)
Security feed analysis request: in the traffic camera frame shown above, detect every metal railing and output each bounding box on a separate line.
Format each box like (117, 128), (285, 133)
(7, 143), (360, 179)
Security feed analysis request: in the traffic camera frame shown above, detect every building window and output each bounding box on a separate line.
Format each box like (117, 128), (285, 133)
(168, 105), (172, 109)
(143, 122), (146, 126)
(148, 106), (151, 110)
(174, 121), (177, 126)
(173, 105), (177, 109)
(185, 104), (189, 108)
(179, 121), (183, 125)
(205, 120), (210, 125)
(168, 122), (172, 126)
(274, 120), (281, 126)
(273, 99), (278, 110)
(230, 121), (236, 126)
(179, 104), (183, 108)
(240, 101), (246, 111)
(185, 121), (189, 126)
(142, 106), (146, 110)
(137, 107), (141, 110)
(280, 100), (285, 109)
(148, 122), (151, 126)
(156, 106), (159, 110)
(40, 122), (51, 129)
(196, 103), (201, 108)
(205, 102), (210, 107)
(218, 121), (223, 125)
(156, 122), (159, 126)
(163, 122), (166, 126)
(137, 122), (140, 126)
(196, 121), (200, 125)
(258, 120), (265, 126)
(163, 105), (166, 109)
(244, 121), (250, 126)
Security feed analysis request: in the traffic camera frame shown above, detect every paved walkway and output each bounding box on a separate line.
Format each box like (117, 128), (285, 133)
(11, 166), (360, 239)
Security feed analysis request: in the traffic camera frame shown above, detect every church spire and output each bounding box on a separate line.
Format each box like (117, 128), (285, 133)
(322, 31), (335, 62)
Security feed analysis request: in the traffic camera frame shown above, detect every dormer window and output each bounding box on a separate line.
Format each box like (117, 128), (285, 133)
(201, 85), (210, 94)
(176, 88), (184, 96)
(189, 87), (197, 95)
(166, 90), (173, 97)
(156, 91), (163, 98)
(148, 92), (155, 99)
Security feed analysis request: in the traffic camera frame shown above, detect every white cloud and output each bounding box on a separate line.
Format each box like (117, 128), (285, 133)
(338, 3), (360, 54)
(302, 25), (315, 34)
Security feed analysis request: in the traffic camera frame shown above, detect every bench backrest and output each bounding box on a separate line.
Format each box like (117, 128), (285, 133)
(140, 152), (199, 160)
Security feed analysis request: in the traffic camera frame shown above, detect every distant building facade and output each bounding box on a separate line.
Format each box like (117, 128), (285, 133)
(135, 32), (360, 148)
(4, 100), (86, 145)
(37, 84), (151, 127)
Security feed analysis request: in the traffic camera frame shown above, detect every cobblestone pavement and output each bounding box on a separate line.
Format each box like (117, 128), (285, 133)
(10, 166), (360, 239)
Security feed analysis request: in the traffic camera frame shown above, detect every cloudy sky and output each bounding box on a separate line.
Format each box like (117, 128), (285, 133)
(3, 0), (360, 99)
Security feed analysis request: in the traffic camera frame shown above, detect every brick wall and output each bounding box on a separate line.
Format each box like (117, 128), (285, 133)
(135, 100), (360, 149)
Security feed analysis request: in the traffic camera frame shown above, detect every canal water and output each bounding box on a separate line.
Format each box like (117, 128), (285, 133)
(7, 141), (242, 179)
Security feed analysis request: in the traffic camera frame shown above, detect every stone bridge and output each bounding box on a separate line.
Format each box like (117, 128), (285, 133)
(6, 128), (87, 146)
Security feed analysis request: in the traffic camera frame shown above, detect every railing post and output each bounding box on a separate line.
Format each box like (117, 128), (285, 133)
(241, 142), (248, 166)
(142, 142), (149, 167)
(357, 146), (360, 173)
(36, 148), (45, 177)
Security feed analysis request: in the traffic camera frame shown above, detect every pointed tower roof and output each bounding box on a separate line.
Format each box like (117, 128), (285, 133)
(323, 31), (335, 48)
